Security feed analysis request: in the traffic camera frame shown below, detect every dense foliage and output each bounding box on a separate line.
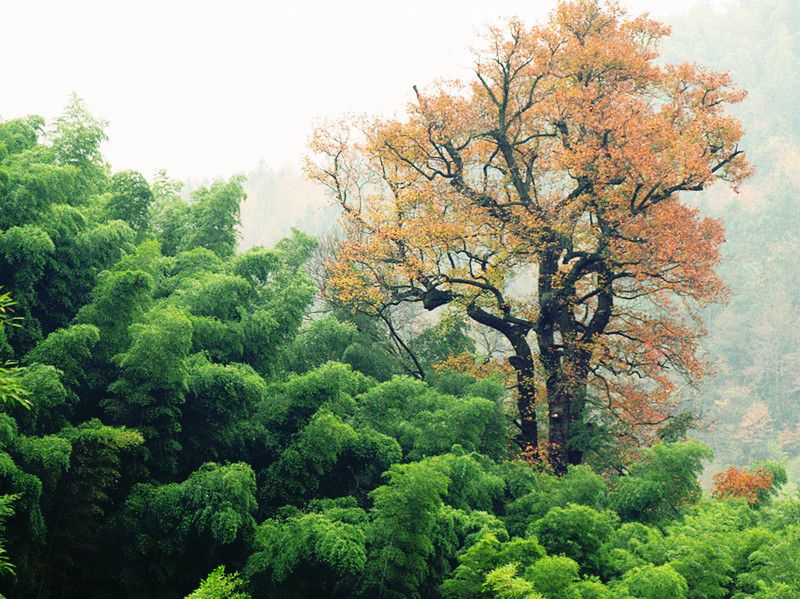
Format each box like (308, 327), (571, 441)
(0, 1), (799, 598)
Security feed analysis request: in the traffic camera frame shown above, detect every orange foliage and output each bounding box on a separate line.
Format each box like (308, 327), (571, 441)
(711, 466), (773, 504)
(432, 352), (513, 381)
(307, 0), (751, 473)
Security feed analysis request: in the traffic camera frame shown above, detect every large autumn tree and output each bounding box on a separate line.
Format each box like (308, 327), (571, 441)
(307, 0), (751, 473)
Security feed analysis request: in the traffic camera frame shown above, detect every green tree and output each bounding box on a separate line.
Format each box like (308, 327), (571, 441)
(114, 462), (257, 599)
(186, 566), (250, 599)
(182, 177), (245, 258)
(608, 442), (713, 523)
(620, 564), (687, 599)
(365, 459), (451, 599)
(107, 170), (154, 233)
(105, 305), (192, 478)
(529, 505), (618, 578)
(244, 502), (368, 599)
(35, 421), (144, 598)
(49, 94), (108, 192)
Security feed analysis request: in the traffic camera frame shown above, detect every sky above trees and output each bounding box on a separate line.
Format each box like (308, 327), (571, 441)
(2, 0), (727, 181)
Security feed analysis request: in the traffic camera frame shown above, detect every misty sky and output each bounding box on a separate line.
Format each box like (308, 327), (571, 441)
(2, 0), (726, 181)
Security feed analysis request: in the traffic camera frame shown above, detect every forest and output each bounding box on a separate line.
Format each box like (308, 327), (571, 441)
(1, 0), (800, 597)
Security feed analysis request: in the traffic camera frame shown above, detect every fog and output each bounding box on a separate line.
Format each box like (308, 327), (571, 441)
(1, 0), (727, 181)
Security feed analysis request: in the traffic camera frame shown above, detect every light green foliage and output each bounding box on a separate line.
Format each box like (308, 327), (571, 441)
(441, 533), (545, 599)
(0, 116), (42, 157)
(1, 226), (55, 288)
(523, 555), (580, 599)
(738, 523), (800, 595)
(608, 442), (713, 523)
(165, 240), (316, 374)
(753, 462), (788, 506)
(168, 247), (225, 284)
(106, 170), (153, 233)
(355, 375), (505, 460)
(436, 449), (506, 513)
(75, 268), (155, 360)
(619, 564), (687, 599)
(604, 522), (665, 576)
(505, 465), (607, 537)
(186, 566), (250, 599)
(264, 362), (373, 441)
(659, 499), (758, 599)
(106, 305), (192, 477)
(287, 316), (360, 374)
(182, 177), (245, 259)
(570, 579), (615, 599)
(150, 170), (190, 257)
(49, 95), (108, 179)
(12, 434), (71, 500)
(529, 505), (618, 577)
(366, 459), (451, 599)
(76, 218), (136, 268)
(273, 228), (318, 270)
(0, 365), (28, 413)
(483, 563), (543, 599)
(244, 502), (367, 598)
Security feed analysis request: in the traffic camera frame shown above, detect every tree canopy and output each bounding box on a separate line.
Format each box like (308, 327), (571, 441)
(308, 0), (751, 473)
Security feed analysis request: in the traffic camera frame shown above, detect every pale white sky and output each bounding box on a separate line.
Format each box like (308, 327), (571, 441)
(2, 0), (719, 181)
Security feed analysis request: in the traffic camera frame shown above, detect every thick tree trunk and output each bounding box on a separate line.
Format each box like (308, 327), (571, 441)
(509, 354), (539, 454)
(536, 245), (596, 474)
(546, 363), (591, 475)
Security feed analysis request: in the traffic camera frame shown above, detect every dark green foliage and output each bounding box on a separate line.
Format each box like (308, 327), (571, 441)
(262, 410), (401, 508)
(31, 421), (144, 598)
(180, 358), (269, 475)
(75, 268), (155, 362)
(0, 415), (46, 594)
(504, 465), (607, 537)
(114, 462), (257, 598)
(25, 323), (99, 390)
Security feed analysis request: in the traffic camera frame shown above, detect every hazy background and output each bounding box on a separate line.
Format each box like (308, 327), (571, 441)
(2, 0), (725, 181)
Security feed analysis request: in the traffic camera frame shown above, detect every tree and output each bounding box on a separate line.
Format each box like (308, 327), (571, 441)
(49, 94), (109, 194)
(0, 291), (29, 409)
(182, 177), (245, 259)
(107, 170), (154, 234)
(186, 566), (250, 599)
(308, 0), (751, 473)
